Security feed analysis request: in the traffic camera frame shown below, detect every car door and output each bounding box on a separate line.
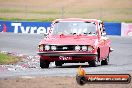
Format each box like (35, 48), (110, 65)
(100, 35), (110, 59)
(98, 36), (106, 60)
(98, 23), (109, 60)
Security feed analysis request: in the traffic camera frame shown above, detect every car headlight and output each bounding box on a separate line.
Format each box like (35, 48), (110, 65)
(88, 46), (94, 52)
(51, 46), (57, 50)
(45, 45), (50, 50)
(39, 45), (44, 51)
(82, 46), (88, 51)
(75, 46), (81, 51)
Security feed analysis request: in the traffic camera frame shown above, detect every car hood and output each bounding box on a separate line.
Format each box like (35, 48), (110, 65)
(40, 35), (98, 45)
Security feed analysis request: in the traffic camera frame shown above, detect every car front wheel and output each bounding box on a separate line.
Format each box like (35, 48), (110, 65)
(88, 57), (98, 67)
(40, 58), (50, 68)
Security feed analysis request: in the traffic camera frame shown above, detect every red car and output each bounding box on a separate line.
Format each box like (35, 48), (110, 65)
(37, 18), (112, 68)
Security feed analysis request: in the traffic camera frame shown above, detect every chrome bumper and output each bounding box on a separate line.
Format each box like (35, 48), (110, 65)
(37, 51), (98, 57)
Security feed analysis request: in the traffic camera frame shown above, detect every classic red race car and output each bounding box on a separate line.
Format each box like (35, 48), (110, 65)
(37, 18), (112, 68)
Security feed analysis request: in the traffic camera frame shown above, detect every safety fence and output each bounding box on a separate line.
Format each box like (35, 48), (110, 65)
(0, 21), (132, 36)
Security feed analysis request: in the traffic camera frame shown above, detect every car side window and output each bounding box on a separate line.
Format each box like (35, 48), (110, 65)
(99, 22), (106, 36)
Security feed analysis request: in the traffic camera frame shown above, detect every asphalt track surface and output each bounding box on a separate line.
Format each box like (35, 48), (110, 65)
(0, 33), (132, 78)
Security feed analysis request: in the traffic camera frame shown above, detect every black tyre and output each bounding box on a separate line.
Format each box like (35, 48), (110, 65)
(88, 59), (98, 67)
(88, 48), (99, 67)
(101, 54), (109, 65)
(55, 61), (62, 66)
(40, 58), (50, 68)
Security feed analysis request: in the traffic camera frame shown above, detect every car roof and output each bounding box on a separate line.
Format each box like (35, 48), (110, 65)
(53, 18), (101, 23)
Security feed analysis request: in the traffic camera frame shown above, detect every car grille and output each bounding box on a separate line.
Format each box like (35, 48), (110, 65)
(53, 45), (75, 51)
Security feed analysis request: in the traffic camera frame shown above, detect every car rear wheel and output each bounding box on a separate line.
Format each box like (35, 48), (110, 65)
(40, 58), (50, 68)
(55, 61), (62, 66)
(101, 54), (109, 65)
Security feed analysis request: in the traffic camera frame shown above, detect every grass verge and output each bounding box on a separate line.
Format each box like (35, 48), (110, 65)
(0, 53), (20, 65)
(0, 17), (132, 22)
(0, 17), (57, 22)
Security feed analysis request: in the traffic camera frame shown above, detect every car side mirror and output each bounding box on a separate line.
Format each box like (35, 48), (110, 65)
(102, 32), (106, 36)
(44, 33), (48, 37)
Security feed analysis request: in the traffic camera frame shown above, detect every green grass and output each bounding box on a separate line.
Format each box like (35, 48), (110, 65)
(0, 9), (21, 13)
(0, 17), (132, 22)
(0, 0), (131, 22)
(0, 53), (20, 64)
(0, 8), (60, 15)
(0, 17), (57, 22)
(0, 8), (132, 22)
(99, 19), (132, 23)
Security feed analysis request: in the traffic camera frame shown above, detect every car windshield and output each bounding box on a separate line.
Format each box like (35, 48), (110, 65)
(52, 21), (97, 35)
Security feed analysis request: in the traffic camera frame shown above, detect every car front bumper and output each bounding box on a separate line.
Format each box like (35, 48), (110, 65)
(37, 51), (98, 57)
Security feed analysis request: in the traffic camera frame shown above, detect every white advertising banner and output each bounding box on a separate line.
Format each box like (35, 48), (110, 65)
(121, 23), (132, 36)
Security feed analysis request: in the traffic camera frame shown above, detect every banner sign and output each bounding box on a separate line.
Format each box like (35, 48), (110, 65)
(0, 21), (51, 34)
(0, 21), (122, 35)
(104, 22), (121, 36)
(76, 67), (131, 85)
(121, 23), (132, 36)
